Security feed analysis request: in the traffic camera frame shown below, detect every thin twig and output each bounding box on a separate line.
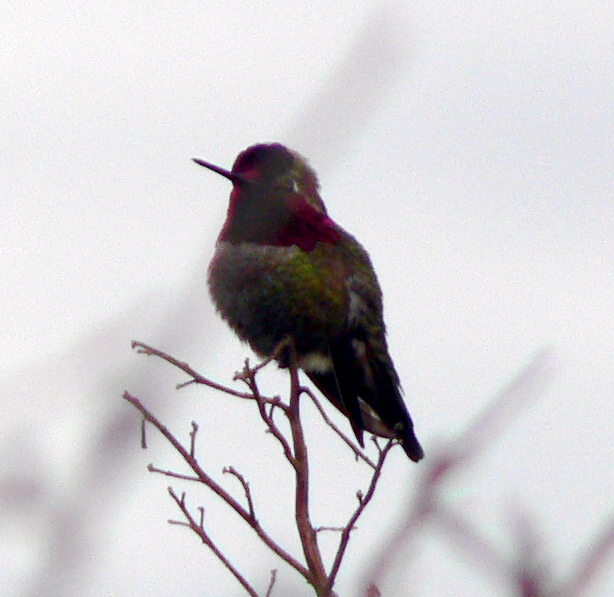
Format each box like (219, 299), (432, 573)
(327, 439), (394, 587)
(131, 340), (255, 400)
(223, 466), (257, 522)
(167, 487), (259, 597)
(148, 464), (201, 483)
(265, 569), (277, 597)
(236, 354), (276, 378)
(239, 363), (295, 466)
(189, 421), (198, 458)
(140, 417), (147, 449)
(302, 386), (377, 469)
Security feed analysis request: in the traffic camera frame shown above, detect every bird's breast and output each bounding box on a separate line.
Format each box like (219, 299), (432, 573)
(208, 241), (348, 357)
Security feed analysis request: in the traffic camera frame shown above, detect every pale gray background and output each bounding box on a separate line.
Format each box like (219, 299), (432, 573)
(2, 2), (612, 596)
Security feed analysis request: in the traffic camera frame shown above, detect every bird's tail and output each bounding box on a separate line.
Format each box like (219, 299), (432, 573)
(399, 424), (424, 462)
(369, 357), (424, 462)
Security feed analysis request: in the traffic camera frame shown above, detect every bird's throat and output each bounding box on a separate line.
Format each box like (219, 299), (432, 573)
(219, 192), (341, 251)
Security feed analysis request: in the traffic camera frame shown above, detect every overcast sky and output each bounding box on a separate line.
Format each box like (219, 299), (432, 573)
(2, 2), (613, 596)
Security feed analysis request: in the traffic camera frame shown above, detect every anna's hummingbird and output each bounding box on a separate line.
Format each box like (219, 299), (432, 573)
(194, 143), (424, 462)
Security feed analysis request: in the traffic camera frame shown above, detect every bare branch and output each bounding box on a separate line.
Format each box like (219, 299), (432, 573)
(223, 466), (257, 523)
(140, 416), (147, 449)
(236, 354), (277, 378)
(286, 355), (331, 595)
(167, 487), (259, 597)
(265, 569), (278, 597)
(189, 421), (198, 458)
(328, 440), (394, 586)
(126, 343), (397, 596)
(127, 342), (611, 597)
(123, 391), (309, 579)
(131, 341), (255, 400)
(147, 463), (201, 483)
(302, 386), (377, 469)
(237, 361), (296, 466)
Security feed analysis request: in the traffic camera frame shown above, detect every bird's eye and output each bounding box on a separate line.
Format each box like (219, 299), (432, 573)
(290, 179), (300, 193)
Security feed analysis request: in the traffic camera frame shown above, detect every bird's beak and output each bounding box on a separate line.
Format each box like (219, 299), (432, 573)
(192, 158), (246, 185)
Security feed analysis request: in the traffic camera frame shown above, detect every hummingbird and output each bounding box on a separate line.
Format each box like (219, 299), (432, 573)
(194, 143), (423, 462)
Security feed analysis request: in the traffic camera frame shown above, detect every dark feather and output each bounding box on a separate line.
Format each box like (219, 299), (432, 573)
(306, 333), (424, 462)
